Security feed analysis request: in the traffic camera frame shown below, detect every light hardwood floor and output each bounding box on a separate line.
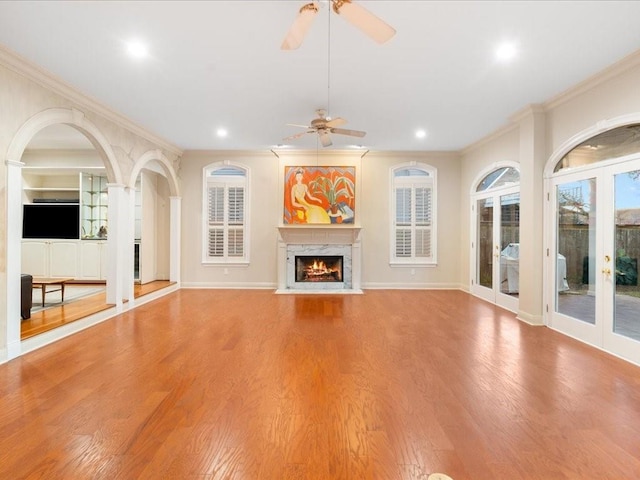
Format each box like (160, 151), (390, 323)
(3, 289), (640, 479)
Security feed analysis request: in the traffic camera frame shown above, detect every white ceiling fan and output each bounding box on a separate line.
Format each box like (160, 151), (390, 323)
(284, 109), (366, 147)
(281, 0), (396, 50)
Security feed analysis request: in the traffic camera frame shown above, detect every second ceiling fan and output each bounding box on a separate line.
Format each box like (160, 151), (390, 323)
(281, 0), (396, 50)
(284, 109), (366, 147)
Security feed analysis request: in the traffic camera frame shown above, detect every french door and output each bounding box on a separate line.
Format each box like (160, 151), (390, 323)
(471, 186), (520, 313)
(549, 156), (640, 365)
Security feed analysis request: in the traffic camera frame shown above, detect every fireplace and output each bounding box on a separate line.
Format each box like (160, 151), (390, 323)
(277, 226), (362, 293)
(295, 256), (343, 283)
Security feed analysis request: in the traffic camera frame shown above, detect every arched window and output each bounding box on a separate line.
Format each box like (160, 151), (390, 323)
(555, 124), (640, 172)
(390, 163), (437, 265)
(476, 166), (519, 192)
(202, 162), (249, 264)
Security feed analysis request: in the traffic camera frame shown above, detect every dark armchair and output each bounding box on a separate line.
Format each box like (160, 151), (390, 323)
(21, 274), (32, 320)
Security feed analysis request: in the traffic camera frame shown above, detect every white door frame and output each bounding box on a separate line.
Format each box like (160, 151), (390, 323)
(470, 163), (520, 313)
(546, 153), (640, 365)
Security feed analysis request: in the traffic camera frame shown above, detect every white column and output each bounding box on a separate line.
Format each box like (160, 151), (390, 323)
(106, 184), (126, 308)
(351, 229), (362, 291)
(169, 196), (181, 284)
(123, 186), (135, 303)
(5, 159), (24, 360)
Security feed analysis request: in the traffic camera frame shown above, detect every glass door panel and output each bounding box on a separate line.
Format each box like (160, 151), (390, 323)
(613, 170), (640, 341)
(499, 193), (520, 296)
(555, 178), (597, 324)
(477, 198), (493, 289)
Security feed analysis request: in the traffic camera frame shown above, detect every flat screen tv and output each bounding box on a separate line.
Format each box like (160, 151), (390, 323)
(22, 204), (80, 239)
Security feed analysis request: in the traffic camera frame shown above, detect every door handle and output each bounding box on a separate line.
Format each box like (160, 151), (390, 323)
(602, 268), (611, 275)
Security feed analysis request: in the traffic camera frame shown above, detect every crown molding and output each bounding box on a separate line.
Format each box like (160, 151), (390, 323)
(188, 148), (461, 159)
(508, 104), (546, 124)
(460, 122), (519, 155)
(544, 48), (640, 111)
(0, 44), (183, 156)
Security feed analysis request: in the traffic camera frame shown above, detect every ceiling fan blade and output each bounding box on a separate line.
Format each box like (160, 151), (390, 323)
(332, 0), (396, 45)
(325, 117), (347, 128)
(319, 131), (333, 147)
(286, 123), (311, 129)
(330, 127), (366, 138)
(283, 131), (314, 141)
(281, 2), (320, 50)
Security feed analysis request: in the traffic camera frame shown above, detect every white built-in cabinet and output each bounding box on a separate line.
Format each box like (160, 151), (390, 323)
(79, 241), (108, 280)
(21, 168), (109, 280)
(22, 239), (107, 280)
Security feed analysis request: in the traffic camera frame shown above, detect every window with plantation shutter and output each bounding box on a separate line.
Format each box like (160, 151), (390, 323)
(203, 163), (249, 264)
(391, 164), (436, 265)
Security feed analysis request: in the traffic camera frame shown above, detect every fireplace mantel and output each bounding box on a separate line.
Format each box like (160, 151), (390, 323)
(276, 225), (362, 294)
(277, 225), (361, 244)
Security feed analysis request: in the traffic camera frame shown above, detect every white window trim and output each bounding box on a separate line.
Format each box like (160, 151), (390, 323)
(201, 160), (250, 266)
(389, 162), (437, 266)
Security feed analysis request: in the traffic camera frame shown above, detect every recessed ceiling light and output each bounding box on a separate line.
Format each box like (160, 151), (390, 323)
(126, 40), (149, 59)
(496, 42), (517, 62)
(415, 129), (427, 139)
(216, 128), (228, 138)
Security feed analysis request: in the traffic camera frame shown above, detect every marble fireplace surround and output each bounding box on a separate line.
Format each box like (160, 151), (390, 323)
(276, 226), (362, 294)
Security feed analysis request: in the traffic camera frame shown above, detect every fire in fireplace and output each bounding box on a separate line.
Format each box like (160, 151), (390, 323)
(295, 255), (343, 282)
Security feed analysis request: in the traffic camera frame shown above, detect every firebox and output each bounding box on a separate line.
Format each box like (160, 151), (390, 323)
(295, 255), (343, 283)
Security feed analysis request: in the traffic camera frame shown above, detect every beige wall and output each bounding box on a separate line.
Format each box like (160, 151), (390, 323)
(459, 52), (640, 322)
(179, 151), (280, 288)
(459, 127), (520, 290)
(179, 150), (462, 289)
(546, 60), (640, 157)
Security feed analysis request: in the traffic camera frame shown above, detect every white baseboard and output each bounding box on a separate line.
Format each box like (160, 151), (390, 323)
(516, 311), (545, 326)
(180, 282), (277, 289)
(362, 282), (463, 290)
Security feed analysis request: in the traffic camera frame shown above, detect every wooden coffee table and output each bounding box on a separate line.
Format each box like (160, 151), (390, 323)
(31, 277), (74, 307)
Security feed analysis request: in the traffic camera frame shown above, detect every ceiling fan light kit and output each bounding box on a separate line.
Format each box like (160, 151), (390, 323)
(331, 0), (396, 44)
(281, 2), (319, 50)
(281, 0), (395, 50)
(283, 109), (366, 148)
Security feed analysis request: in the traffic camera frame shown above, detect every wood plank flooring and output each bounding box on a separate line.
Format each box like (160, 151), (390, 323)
(3, 289), (640, 479)
(20, 281), (173, 340)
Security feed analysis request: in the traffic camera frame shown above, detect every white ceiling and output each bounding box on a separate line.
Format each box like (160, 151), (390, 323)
(2, 1), (640, 152)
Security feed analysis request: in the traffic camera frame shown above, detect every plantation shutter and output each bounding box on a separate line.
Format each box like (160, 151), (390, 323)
(395, 187), (412, 257)
(208, 186), (225, 257)
(206, 184), (245, 259)
(391, 166), (435, 265)
(227, 186), (244, 257)
(415, 187), (432, 257)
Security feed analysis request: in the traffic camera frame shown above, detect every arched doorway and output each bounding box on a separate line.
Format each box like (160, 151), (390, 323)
(133, 163), (172, 286)
(20, 125), (109, 332)
(546, 121), (640, 365)
(470, 164), (520, 312)
(6, 108), (124, 359)
(128, 150), (181, 300)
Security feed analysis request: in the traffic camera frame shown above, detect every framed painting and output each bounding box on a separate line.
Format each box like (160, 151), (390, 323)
(283, 166), (355, 224)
